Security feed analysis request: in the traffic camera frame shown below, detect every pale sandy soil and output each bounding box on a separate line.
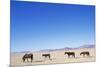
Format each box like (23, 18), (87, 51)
(11, 48), (95, 67)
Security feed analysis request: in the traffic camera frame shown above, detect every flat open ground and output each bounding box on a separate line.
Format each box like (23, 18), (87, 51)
(11, 48), (95, 66)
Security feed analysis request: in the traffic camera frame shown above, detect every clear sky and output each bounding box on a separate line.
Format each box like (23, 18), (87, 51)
(11, 1), (95, 52)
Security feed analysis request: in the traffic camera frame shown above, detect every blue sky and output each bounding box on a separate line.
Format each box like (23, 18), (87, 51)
(11, 1), (95, 52)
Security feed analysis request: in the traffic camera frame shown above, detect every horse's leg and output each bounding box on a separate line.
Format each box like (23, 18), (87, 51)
(87, 53), (90, 57)
(72, 55), (74, 58)
(44, 56), (46, 60)
(47, 56), (49, 60)
(49, 56), (51, 60)
(23, 59), (25, 62)
(31, 58), (32, 62)
(27, 58), (29, 62)
(67, 55), (69, 58)
(73, 54), (75, 58)
(88, 54), (90, 57)
(68, 55), (70, 58)
(30, 58), (31, 62)
(31, 57), (33, 62)
(46, 56), (47, 59)
(83, 54), (85, 57)
(49, 56), (50, 59)
(72, 55), (73, 58)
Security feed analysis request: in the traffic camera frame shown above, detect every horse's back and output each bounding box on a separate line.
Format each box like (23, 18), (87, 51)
(65, 52), (75, 55)
(81, 51), (89, 54)
(42, 54), (50, 56)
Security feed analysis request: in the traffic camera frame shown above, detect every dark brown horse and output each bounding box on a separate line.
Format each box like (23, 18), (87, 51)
(65, 52), (75, 58)
(42, 54), (51, 60)
(22, 53), (33, 62)
(80, 51), (90, 57)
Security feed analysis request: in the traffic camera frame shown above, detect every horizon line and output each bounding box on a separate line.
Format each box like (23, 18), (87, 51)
(11, 44), (95, 53)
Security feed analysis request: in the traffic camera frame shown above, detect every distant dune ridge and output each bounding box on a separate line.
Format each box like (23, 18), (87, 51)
(38, 45), (95, 52)
(12, 45), (95, 53)
(78, 45), (95, 48)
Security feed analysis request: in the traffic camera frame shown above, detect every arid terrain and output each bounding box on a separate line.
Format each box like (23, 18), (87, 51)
(11, 45), (95, 66)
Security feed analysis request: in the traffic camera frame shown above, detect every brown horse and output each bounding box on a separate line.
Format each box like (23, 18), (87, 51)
(42, 54), (51, 60)
(65, 52), (75, 58)
(22, 53), (33, 62)
(80, 51), (90, 57)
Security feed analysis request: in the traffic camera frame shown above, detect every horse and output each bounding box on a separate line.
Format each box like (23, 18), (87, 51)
(65, 52), (75, 58)
(42, 54), (51, 60)
(22, 53), (33, 62)
(80, 51), (90, 57)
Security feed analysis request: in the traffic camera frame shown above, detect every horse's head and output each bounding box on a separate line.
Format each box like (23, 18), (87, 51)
(65, 52), (68, 55)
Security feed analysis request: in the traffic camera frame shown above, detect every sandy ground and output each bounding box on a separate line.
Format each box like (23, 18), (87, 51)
(11, 48), (95, 67)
